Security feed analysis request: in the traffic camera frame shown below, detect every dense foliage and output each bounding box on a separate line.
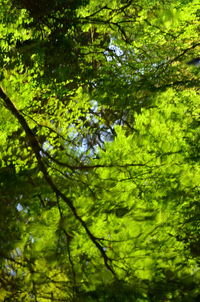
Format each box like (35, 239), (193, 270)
(0, 0), (200, 301)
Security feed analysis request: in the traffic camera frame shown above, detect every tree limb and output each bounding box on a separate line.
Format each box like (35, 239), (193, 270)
(0, 86), (117, 277)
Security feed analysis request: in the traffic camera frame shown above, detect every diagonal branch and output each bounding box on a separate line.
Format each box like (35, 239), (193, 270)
(0, 86), (116, 277)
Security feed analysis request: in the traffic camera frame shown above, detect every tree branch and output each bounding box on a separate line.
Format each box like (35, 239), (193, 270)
(43, 149), (147, 170)
(0, 86), (116, 277)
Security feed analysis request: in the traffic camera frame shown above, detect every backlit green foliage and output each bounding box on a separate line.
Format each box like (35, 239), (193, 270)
(0, 0), (200, 301)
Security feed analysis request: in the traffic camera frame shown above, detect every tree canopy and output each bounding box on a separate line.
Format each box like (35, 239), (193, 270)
(0, 0), (200, 301)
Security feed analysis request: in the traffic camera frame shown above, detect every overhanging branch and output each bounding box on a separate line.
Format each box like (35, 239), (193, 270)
(0, 86), (116, 277)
